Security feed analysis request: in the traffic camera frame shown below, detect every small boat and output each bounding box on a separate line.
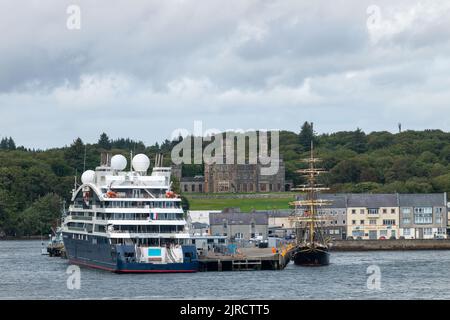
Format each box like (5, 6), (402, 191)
(46, 227), (65, 257)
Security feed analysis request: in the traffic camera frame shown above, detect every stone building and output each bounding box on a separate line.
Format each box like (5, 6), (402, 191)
(180, 176), (205, 193)
(209, 208), (269, 241)
(204, 159), (286, 193)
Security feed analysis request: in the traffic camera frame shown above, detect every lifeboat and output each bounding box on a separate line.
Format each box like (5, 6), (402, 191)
(165, 191), (177, 198)
(106, 190), (118, 198)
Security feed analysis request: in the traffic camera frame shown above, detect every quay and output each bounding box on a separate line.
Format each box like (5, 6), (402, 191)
(332, 239), (450, 251)
(198, 244), (295, 271)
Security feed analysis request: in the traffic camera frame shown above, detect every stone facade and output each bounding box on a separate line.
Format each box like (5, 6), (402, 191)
(204, 159), (286, 193)
(180, 176), (205, 193)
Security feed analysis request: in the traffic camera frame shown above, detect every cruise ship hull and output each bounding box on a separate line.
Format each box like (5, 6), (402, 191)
(63, 234), (199, 273)
(293, 246), (330, 266)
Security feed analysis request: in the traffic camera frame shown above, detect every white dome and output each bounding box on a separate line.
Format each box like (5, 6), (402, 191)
(81, 170), (95, 184)
(132, 154), (150, 172)
(111, 154), (127, 171)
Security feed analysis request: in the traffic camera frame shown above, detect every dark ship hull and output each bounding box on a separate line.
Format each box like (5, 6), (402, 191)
(63, 234), (199, 273)
(293, 245), (330, 266)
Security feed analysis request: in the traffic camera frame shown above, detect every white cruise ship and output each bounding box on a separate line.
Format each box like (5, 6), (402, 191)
(61, 153), (198, 273)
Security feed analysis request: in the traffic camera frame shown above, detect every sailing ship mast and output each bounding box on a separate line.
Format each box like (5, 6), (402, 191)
(289, 141), (332, 247)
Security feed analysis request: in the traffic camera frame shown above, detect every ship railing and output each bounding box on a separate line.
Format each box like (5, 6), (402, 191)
(67, 226), (85, 231)
(70, 216), (93, 221)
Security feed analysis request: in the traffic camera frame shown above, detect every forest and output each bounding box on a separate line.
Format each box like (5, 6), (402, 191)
(0, 124), (449, 237)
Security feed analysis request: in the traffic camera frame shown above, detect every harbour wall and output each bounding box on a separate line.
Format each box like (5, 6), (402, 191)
(332, 239), (450, 251)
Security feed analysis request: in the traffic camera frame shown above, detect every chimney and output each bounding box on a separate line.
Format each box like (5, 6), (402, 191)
(100, 152), (112, 166)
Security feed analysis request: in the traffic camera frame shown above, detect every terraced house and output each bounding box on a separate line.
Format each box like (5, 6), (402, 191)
(295, 194), (348, 240)
(399, 193), (448, 239)
(346, 194), (400, 240)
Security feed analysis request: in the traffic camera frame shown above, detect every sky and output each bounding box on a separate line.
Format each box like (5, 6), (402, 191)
(1, 0), (450, 149)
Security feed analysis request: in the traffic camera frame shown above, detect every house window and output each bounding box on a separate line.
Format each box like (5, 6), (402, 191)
(436, 214), (442, 224)
(383, 219), (396, 226)
(383, 209), (387, 214)
(184, 185), (188, 192)
(352, 209), (356, 214)
(199, 184), (203, 192)
(435, 208), (443, 225)
(368, 208), (379, 214)
(403, 228), (411, 236)
(402, 217), (411, 225)
(191, 184), (195, 192)
(391, 209), (395, 214)
(380, 230), (388, 236)
(369, 219), (377, 225)
(414, 207), (433, 224)
(352, 220), (356, 225)
(360, 220), (365, 225)
(360, 209), (364, 214)
(402, 208), (411, 215)
(423, 228), (432, 236)
(235, 232), (243, 239)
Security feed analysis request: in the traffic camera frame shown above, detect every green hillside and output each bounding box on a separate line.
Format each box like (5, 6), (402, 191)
(0, 126), (449, 236)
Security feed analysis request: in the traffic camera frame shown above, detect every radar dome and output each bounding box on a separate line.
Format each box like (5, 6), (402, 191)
(111, 154), (127, 171)
(132, 154), (150, 172)
(81, 170), (95, 184)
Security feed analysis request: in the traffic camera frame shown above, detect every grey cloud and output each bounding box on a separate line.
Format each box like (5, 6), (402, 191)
(0, 0), (449, 149)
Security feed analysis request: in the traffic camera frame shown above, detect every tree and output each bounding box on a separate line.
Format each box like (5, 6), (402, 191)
(18, 194), (62, 236)
(64, 138), (85, 174)
(180, 195), (190, 212)
(7, 137), (16, 150)
(347, 128), (367, 153)
(97, 132), (111, 150)
(299, 121), (316, 150)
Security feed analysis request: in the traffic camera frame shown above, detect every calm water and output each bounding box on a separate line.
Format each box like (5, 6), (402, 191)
(1, 240), (449, 299)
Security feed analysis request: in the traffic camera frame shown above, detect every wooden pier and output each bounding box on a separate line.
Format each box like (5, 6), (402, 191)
(198, 245), (295, 272)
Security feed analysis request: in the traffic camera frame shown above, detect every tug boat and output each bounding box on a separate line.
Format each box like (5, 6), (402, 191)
(61, 152), (198, 273)
(289, 142), (332, 266)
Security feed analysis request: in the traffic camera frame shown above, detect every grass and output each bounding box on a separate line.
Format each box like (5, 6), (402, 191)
(187, 194), (296, 211)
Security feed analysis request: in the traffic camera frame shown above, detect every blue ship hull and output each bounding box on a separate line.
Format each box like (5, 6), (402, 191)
(63, 233), (199, 273)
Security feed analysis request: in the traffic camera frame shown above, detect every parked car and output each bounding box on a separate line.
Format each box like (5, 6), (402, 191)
(389, 236), (396, 240)
(346, 236), (354, 240)
(379, 236), (386, 240)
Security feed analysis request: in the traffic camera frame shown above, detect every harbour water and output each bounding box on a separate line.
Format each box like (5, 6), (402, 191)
(1, 240), (450, 299)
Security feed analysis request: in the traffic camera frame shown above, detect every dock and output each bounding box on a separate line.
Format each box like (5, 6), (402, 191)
(332, 239), (450, 251)
(198, 244), (295, 271)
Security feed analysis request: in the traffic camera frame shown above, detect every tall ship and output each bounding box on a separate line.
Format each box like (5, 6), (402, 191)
(289, 142), (332, 266)
(61, 152), (198, 273)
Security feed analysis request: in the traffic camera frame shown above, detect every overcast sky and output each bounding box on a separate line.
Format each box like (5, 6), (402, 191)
(1, 0), (450, 149)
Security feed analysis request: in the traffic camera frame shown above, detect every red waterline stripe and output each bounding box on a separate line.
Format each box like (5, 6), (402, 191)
(69, 259), (197, 273)
(69, 259), (115, 272)
(117, 269), (197, 273)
